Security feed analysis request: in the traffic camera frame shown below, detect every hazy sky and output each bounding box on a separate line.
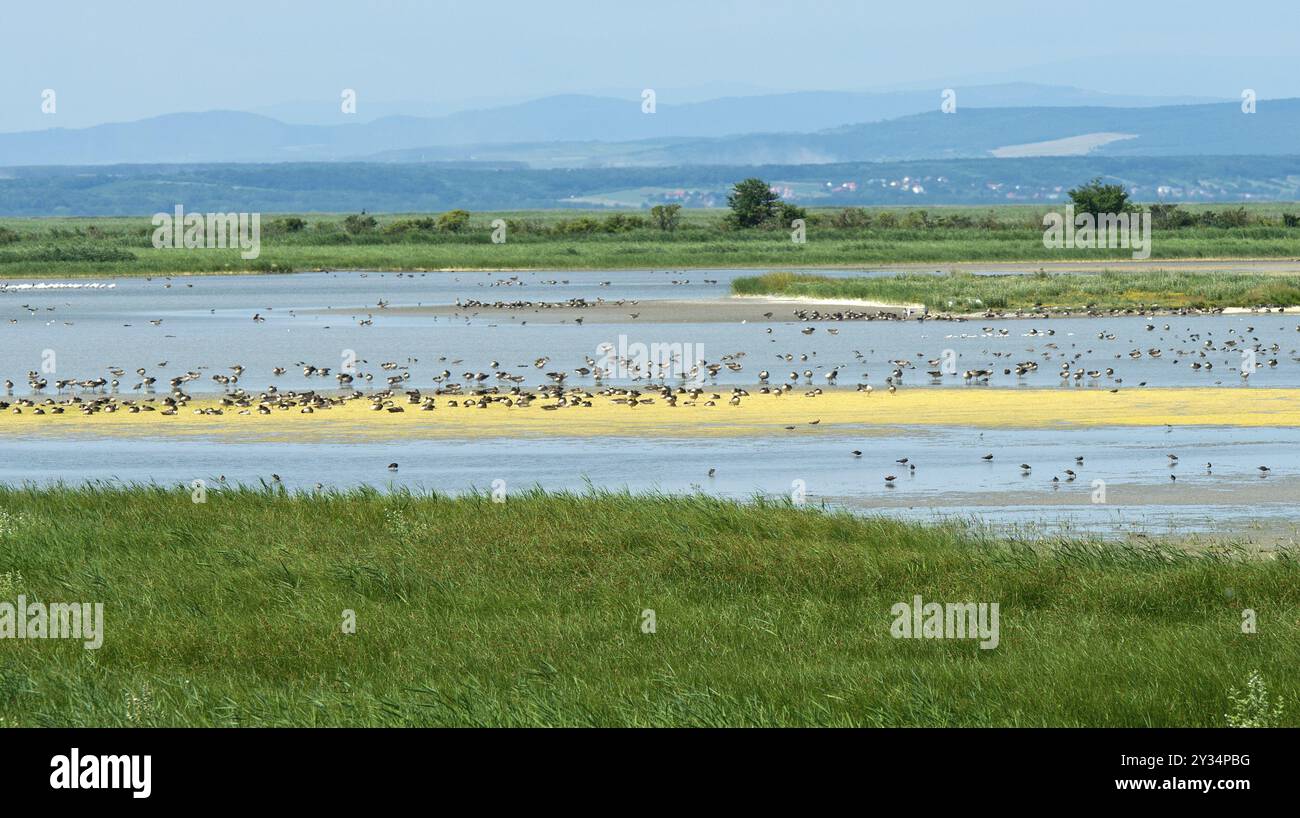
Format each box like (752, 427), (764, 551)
(2, 0), (1298, 130)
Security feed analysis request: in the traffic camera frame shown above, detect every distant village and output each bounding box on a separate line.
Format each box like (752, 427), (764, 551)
(645, 174), (1267, 208)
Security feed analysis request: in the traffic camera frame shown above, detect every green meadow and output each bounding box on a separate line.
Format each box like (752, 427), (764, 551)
(0, 486), (1294, 727)
(3, 204), (1300, 276)
(732, 269), (1300, 311)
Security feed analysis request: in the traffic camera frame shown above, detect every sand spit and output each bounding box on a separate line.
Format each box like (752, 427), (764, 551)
(3, 387), (1300, 441)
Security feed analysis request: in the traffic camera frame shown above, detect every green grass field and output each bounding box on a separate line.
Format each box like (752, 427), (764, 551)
(0, 486), (1293, 727)
(733, 270), (1300, 311)
(3, 204), (1300, 276)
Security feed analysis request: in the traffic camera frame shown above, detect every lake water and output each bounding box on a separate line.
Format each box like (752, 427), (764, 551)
(2, 269), (1297, 541)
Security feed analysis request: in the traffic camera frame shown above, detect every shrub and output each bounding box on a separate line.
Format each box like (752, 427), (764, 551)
(902, 210), (931, 229)
(778, 202), (807, 227)
(384, 217), (437, 235)
(1226, 670), (1286, 728)
(1149, 204), (1197, 229)
(602, 213), (646, 232)
(342, 213), (378, 234)
(830, 208), (872, 229)
(555, 217), (602, 235)
(264, 217), (308, 235)
(436, 210), (471, 233)
(1200, 207), (1250, 228)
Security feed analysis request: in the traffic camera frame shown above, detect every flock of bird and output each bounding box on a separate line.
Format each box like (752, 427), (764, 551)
(866, 452), (1275, 488)
(5, 309), (1299, 400)
(4, 274), (1298, 493)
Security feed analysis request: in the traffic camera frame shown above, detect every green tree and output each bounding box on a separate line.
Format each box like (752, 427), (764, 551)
(650, 203), (682, 231)
(436, 209), (471, 233)
(727, 178), (781, 228)
(1068, 178), (1130, 216)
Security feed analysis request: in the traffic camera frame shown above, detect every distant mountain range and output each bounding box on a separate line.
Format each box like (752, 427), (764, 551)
(0, 84), (1235, 168)
(581, 99), (1300, 167)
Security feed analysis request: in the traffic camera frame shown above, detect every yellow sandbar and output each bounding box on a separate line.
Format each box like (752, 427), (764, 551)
(1, 387), (1298, 440)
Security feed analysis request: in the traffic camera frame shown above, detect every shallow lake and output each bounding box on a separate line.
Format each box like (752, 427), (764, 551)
(2, 269), (1298, 541)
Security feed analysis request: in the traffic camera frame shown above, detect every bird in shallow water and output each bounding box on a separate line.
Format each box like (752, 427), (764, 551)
(388, 462), (399, 472)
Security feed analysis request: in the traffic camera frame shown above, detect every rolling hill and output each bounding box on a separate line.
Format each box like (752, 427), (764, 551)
(0, 85), (1228, 167)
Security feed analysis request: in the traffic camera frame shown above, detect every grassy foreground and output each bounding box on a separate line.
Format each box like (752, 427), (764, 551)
(4, 205), (1300, 276)
(0, 486), (1295, 727)
(734, 270), (1300, 311)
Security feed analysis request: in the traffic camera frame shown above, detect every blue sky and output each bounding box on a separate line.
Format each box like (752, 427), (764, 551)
(2, 0), (1298, 130)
